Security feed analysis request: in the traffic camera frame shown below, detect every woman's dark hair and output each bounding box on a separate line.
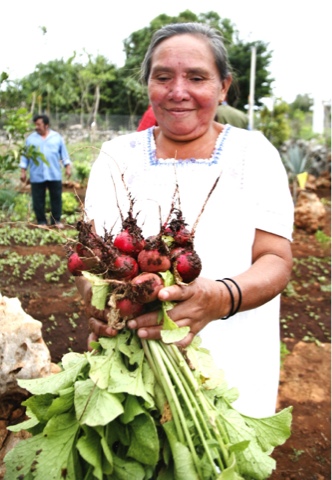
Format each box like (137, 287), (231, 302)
(33, 114), (50, 125)
(140, 22), (232, 85)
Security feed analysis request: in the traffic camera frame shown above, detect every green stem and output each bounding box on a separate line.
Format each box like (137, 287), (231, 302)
(142, 340), (185, 444)
(166, 344), (234, 468)
(145, 340), (203, 477)
(160, 343), (226, 472)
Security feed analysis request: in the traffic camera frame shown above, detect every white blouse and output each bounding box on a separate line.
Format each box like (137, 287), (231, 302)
(85, 125), (294, 418)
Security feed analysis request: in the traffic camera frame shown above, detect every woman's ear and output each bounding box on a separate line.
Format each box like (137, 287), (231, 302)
(220, 75), (232, 103)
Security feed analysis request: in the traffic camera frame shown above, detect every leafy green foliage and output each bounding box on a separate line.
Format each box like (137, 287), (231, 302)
(5, 330), (292, 479)
(281, 143), (311, 202)
(0, 188), (80, 225)
(0, 108), (47, 187)
(62, 192), (79, 215)
(74, 161), (92, 185)
(0, 250), (67, 282)
(282, 144), (310, 175)
(280, 341), (290, 367)
(2, 192), (32, 221)
(257, 100), (291, 149)
(0, 189), (18, 210)
(315, 230), (331, 245)
(0, 224), (76, 246)
(120, 11), (273, 112)
(0, 10), (274, 117)
(289, 94), (314, 114)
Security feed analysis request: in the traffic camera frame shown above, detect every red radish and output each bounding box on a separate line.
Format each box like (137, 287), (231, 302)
(67, 252), (87, 276)
(137, 250), (171, 273)
(163, 209), (193, 247)
(113, 212), (145, 257)
(173, 227), (192, 246)
(116, 298), (144, 318)
(111, 254), (139, 280)
(131, 272), (164, 303)
(76, 242), (86, 257)
(137, 235), (171, 274)
(67, 252), (101, 276)
(171, 248), (202, 283)
(113, 229), (145, 257)
(76, 242), (103, 261)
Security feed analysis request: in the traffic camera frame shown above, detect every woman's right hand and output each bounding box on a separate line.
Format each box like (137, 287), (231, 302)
(75, 276), (118, 350)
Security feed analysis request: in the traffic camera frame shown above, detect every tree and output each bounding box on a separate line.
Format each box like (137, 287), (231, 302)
(289, 94), (314, 114)
(0, 107), (46, 187)
(227, 40), (273, 109)
(257, 99), (291, 148)
(0, 11), (276, 120)
(19, 56), (79, 115)
(119, 10), (274, 114)
(77, 54), (116, 126)
(0, 73), (27, 111)
(286, 94), (315, 141)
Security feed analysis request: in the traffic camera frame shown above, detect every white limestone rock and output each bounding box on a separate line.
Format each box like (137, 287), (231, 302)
(0, 294), (52, 397)
(294, 190), (326, 234)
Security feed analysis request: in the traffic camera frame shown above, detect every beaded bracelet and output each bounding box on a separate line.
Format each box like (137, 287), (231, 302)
(216, 278), (242, 319)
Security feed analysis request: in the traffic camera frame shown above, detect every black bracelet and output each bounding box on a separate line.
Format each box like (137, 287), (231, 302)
(223, 278), (242, 315)
(216, 279), (234, 319)
(216, 278), (242, 319)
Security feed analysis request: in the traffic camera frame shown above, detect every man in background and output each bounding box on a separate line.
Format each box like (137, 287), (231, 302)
(20, 114), (72, 228)
(216, 101), (249, 129)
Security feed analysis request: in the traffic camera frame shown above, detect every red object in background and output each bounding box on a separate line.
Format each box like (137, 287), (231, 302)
(137, 105), (158, 131)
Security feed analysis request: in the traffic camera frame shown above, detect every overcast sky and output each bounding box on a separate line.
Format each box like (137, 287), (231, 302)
(2, 0), (330, 103)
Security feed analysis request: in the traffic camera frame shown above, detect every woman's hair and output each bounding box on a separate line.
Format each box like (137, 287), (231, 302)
(140, 22), (232, 85)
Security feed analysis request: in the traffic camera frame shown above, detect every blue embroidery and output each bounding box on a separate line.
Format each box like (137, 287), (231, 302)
(146, 125), (231, 167)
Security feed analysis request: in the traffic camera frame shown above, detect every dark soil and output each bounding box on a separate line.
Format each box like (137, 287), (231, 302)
(0, 185), (330, 479)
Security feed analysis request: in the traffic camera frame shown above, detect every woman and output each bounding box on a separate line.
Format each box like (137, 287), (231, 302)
(76, 23), (294, 418)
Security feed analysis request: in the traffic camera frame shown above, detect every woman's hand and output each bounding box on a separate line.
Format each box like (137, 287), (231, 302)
(126, 230), (293, 348)
(76, 230), (292, 350)
(127, 277), (231, 348)
(75, 276), (118, 350)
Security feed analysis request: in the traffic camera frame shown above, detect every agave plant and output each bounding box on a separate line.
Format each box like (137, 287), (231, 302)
(282, 143), (311, 202)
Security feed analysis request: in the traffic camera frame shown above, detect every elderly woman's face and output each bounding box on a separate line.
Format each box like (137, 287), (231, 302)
(148, 33), (229, 140)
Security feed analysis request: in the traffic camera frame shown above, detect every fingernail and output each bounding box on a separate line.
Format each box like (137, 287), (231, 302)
(105, 327), (115, 335)
(159, 289), (169, 300)
(127, 320), (137, 329)
(137, 328), (148, 338)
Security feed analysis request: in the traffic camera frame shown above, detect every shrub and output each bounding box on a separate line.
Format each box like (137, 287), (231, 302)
(62, 192), (79, 214)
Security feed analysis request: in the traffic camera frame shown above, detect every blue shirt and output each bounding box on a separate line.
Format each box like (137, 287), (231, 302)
(20, 129), (71, 183)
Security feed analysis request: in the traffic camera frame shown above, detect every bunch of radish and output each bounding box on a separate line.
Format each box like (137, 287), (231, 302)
(66, 204), (202, 329)
(66, 173), (221, 329)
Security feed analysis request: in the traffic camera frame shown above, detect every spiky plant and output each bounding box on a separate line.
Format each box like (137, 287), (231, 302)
(282, 144), (311, 202)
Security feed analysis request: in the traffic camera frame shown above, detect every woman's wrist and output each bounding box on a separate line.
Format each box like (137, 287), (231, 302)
(216, 278), (242, 319)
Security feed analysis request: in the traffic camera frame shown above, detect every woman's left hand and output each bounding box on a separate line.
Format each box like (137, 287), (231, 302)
(127, 277), (230, 348)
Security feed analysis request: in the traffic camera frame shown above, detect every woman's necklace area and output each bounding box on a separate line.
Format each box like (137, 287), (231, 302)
(153, 125), (224, 162)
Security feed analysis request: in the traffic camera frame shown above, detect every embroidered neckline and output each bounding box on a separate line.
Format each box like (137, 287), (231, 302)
(145, 125), (231, 166)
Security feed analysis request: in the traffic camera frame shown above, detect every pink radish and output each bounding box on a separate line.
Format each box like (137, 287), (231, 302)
(111, 254), (139, 280)
(137, 250), (171, 273)
(67, 252), (101, 276)
(131, 272), (164, 303)
(137, 236), (171, 273)
(163, 208), (193, 247)
(113, 211), (145, 257)
(113, 228), (145, 257)
(67, 252), (88, 276)
(116, 298), (144, 318)
(171, 248), (202, 283)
